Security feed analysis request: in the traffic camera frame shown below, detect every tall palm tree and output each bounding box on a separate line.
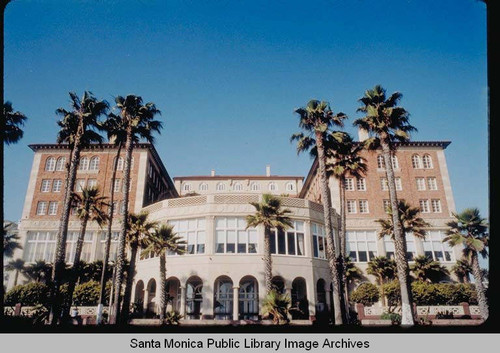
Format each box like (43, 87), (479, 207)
(121, 212), (158, 322)
(444, 208), (489, 320)
(63, 186), (108, 318)
(324, 131), (367, 316)
(344, 256), (363, 286)
(5, 258), (26, 287)
(50, 91), (108, 325)
(110, 95), (162, 324)
(24, 260), (53, 284)
(246, 194), (293, 295)
(354, 86), (417, 325)
(410, 255), (449, 283)
(291, 99), (347, 325)
(367, 256), (397, 306)
(140, 224), (185, 322)
(451, 259), (472, 283)
(3, 221), (22, 258)
(3, 101), (27, 145)
(376, 200), (430, 241)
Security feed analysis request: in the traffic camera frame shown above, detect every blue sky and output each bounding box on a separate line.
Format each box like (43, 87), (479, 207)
(3, 0), (488, 223)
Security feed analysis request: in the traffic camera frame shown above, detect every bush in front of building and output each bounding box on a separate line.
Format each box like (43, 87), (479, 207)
(381, 280), (401, 306)
(350, 283), (380, 306)
(72, 280), (112, 306)
(4, 282), (50, 306)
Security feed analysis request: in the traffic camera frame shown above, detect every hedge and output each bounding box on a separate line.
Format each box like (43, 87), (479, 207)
(350, 283), (380, 306)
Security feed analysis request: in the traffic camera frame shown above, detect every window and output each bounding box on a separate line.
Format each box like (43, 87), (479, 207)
(268, 182), (277, 192)
(65, 231), (94, 263)
(422, 154), (433, 169)
(76, 179), (85, 192)
(199, 183), (208, 191)
(356, 178), (366, 191)
(312, 223), (326, 259)
(41, 180), (51, 192)
(347, 230), (377, 262)
(419, 199), (430, 213)
(395, 177), (402, 191)
(345, 178), (354, 191)
(359, 200), (369, 213)
(383, 199), (391, 212)
(377, 155), (385, 169)
(380, 178), (388, 191)
(250, 182), (260, 191)
(423, 230), (454, 262)
(169, 218), (206, 255)
(216, 182), (226, 191)
(383, 236), (395, 259)
(347, 200), (357, 214)
(416, 178), (426, 191)
(36, 201), (47, 215)
(89, 157), (99, 170)
(23, 231), (57, 263)
(411, 154), (422, 169)
(427, 177), (437, 190)
(56, 157), (66, 171)
(116, 157), (124, 171)
(183, 183), (192, 192)
(286, 182), (295, 192)
(233, 182), (243, 191)
(87, 179), (97, 188)
(96, 231), (119, 262)
(48, 202), (58, 215)
(78, 157), (89, 171)
(113, 179), (121, 193)
(270, 220), (305, 256)
(431, 199), (442, 213)
(119, 200), (125, 214)
(215, 217), (257, 254)
(52, 179), (62, 192)
(392, 156), (399, 169)
(406, 233), (416, 261)
(45, 157), (56, 171)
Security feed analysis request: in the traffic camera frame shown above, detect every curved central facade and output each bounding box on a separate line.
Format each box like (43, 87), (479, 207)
(132, 194), (337, 321)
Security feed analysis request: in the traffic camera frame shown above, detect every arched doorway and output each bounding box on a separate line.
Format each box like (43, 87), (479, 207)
(239, 276), (259, 320)
(271, 276), (285, 294)
(186, 276), (203, 319)
(165, 277), (181, 313)
(291, 277), (309, 320)
(146, 278), (157, 317)
(214, 276), (233, 320)
(133, 280), (145, 316)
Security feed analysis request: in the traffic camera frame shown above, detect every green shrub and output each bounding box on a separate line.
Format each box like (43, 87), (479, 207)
(381, 311), (401, 325)
(382, 280), (401, 306)
(73, 281), (101, 306)
(350, 283), (380, 306)
(4, 285), (25, 306)
(4, 282), (50, 306)
(411, 281), (438, 305)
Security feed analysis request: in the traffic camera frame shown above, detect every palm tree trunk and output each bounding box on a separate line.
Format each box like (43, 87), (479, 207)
(159, 253), (167, 322)
(111, 129), (133, 324)
(14, 270), (19, 287)
(97, 142), (122, 324)
(379, 276), (387, 307)
(470, 252), (488, 320)
(62, 214), (89, 319)
(315, 133), (344, 325)
(380, 142), (415, 325)
(338, 176), (350, 321)
(263, 227), (273, 295)
(50, 134), (82, 325)
(121, 243), (138, 323)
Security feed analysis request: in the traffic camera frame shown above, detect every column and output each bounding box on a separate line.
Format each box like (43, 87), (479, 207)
(232, 286), (239, 321)
(285, 287), (293, 320)
(325, 289), (332, 312)
(306, 279), (316, 321)
(142, 289), (149, 312)
(304, 220), (312, 258)
(205, 216), (215, 255)
(201, 281), (214, 319)
(180, 286), (186, 318)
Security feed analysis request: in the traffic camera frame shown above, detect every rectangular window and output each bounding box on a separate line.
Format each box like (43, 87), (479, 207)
(96, 231), (119, 261)
(76, 179), (85, 192)
(392, 156), (399, 169)
(427, 177), (438, 190)
(345, 178), (354, 191)
(169, 218), (207, 255)
(311, 223), (326, 259)
(23, 231), (57, 263)
(347, 230), (377, 262)
(41, 180), (51, 192)
(48, 202), (58, 215)
(431, 199), (442, 213)
(113, 179), (121, 193)
(87, 179), (97, 188)
(347, 200), (357, 214)
(359, 200), (369, 213)
(380, 178), (388, 191)
(416, 178), (426, 191)
(406, 233), (416, 261)
(52, 179), (62, 192)
(395, 177), (402, 191)
(271, 220), (305, 257)
(383, 236), (395, 259)
(422, 230), (454, 262)
(419, 199), (430, 213)
(356, 178), (366, 191)
(214, 217), (257, 254)
(36, 201), (47, 215)
(383, 199), (391, 212)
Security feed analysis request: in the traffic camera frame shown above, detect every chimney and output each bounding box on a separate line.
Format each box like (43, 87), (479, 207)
(266, 165), (271, 177)
(211, 169), (215, 177)
(357, 127), (369, 142)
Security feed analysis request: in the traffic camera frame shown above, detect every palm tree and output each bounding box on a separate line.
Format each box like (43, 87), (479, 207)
(376, 200), (430, 242)
(262, 290), (292, 325)
(452, 259), (472, 283)
(344, 256), (363, 286)
(63, 186), (108, 318)
(121, 212), (158, 322)
(444, 208), (489, 320)
(50, 91), (108, 324)
(246, 194), (293, 295)
(140, 224), (185, 322)
(324, 131), (367, 316)
(291, 99), (347, 325)
(24, 260), (53, 284)
(5, 258), (26, 287)
(367, 256), (397, 306)
(3, 101), (27, 145)
(111, 95), (162, 324)
(410, 256), (449, 283)
(3, 221), (22, 258)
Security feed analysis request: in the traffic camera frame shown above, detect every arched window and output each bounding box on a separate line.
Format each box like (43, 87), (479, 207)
(186, 277), (203, 320)
(78, 157), (89, 170)
(250, 182), (260, 191)
(89, 156), (100, 170)
(422, 154), (433, 169)
(55, 157), (66, 171)
(376, 155), (384, 169)
(391, 155), (399, 169)
(216, 182), (226, 191)
(268, 182), (277, 192)
(214, 277), (233, 320)
(183, 183), (192, 192)
(411, 154), (421, 169)
(115, 157), (124, 171)
(286, 182), (295, 192)
(199, 183), (208, 191)
(45, 157), (56, 171)
(239, 277), (259, 320)
(233, 182), (243, 191)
